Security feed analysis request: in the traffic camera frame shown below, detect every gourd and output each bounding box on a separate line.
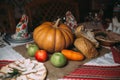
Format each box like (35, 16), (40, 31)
(61, 49), (84, 61)
(33, 19), (74, 53)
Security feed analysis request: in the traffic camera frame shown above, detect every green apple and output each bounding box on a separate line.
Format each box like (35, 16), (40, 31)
(26, 43), (39, 57)
(50, 52), (67, 67)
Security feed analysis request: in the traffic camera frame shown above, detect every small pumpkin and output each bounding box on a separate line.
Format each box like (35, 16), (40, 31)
(33, 19), (74, 53)
(61, 49), (84, 61)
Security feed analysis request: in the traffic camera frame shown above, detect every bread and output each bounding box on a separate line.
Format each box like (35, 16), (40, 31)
(74, 37), (99, 59)
(75, 25), (99, 48)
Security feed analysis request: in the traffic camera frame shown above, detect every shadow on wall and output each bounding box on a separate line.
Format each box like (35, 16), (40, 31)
(0, 0), (32, 24)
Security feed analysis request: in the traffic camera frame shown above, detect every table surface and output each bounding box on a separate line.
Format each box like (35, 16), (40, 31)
(12, 44), (110, 80)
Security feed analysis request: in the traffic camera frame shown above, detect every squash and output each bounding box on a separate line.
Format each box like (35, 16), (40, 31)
(33, 19), (74, 53)
(61, 49), (84, 61)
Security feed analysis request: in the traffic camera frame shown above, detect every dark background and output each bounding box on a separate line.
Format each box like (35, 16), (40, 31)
(0, 0), (119, 33)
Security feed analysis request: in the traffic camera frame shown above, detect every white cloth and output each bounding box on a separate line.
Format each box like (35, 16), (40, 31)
(84, 52), (120, 66)
(107, 17), (120, 34)
(10, 40), (33, 47)
(112, 17), (120, 27)
(0, 45), (24, 61)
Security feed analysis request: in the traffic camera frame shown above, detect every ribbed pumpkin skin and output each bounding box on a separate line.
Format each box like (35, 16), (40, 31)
(33, 21), (74, 53)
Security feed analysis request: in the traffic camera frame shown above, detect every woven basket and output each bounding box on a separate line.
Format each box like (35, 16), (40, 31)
(95, 31), (120, 46)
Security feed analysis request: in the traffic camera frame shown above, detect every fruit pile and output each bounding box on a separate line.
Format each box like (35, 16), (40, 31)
(26, 43), (84, 68)
(26, 18), (99, 68)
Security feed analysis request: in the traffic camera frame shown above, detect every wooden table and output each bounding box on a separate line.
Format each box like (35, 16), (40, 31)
(13, 44), (110, 80)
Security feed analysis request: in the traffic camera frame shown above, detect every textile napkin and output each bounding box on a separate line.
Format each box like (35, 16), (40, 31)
(62, 51), (120, 80)
(63, 65), (120, 80)
(65, 11), (78, 32)
(0, 45), (24, 61)
(0, 60), (14, 69)
(84, 52), (120, 66)
(12, 14), (29, 40)
(0, 45), (25, 70)
(111, 46), (120, 64)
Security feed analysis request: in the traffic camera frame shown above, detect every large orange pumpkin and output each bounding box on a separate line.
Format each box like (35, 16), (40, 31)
(33, 19), (74, 53)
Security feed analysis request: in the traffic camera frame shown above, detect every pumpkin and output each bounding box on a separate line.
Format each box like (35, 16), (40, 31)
(33, 19), (74, 53)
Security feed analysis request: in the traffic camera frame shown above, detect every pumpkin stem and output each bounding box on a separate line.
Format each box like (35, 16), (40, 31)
(53, 18), (61, 28)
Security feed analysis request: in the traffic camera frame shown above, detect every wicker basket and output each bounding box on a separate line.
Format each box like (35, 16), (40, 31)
(95, 36), (118, 46)
(95, 31), (120, 46)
